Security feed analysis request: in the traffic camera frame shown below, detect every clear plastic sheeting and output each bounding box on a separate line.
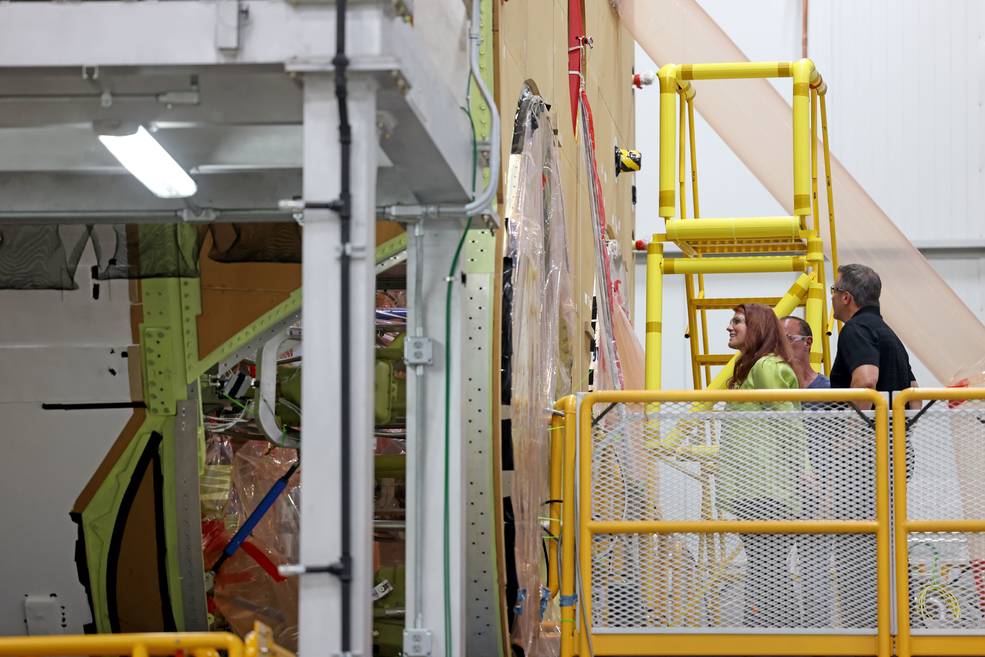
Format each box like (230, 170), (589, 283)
(0, 224), (89, 289)
(203, 441), (300, 651)
(506, 90), (577, 657)
(617, 0), (985, 386)
(589, 401), (879, 631)
(91, 223), (207, 279)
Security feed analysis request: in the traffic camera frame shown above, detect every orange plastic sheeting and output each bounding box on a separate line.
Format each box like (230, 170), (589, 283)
(618, 0), (985, 385)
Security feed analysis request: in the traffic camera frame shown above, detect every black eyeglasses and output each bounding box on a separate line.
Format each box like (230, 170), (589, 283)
(831, 285), (848, 294)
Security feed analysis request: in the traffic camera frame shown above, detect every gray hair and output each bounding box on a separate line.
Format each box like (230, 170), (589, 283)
(837, 263), (882, 308)
(780, 315), (812, 338)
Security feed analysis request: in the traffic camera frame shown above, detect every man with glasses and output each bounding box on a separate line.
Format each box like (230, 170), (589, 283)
(828, 263), (919, 629)
(830, 263), (919, 406)
(780, 315), (834, 627)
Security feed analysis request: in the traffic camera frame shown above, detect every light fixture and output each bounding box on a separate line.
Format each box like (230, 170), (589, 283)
(96, 123), (197, 198)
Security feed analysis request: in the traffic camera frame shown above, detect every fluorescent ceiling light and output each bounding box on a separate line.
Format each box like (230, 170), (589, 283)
(97, 125), (197, 198)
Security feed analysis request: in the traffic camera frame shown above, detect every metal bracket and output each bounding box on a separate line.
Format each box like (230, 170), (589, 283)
(403, 336), (433, 366)
(258, 327), (301, 449)
(336, 243), (368, 259)
(402, 629), (432, 657)
(215, 0), (242, 52)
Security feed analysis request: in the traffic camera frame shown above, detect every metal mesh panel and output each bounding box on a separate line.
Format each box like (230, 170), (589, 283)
(904, 400), (985, 633)
(905, 401), (985, 522)
(908, 532), (985, 632)
(588, 401), (878, 632)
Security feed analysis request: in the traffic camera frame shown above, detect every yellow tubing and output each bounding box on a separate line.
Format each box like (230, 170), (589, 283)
(665, 216), (802, 241)
(557, 396), (577, 657)
(645, 241), (664, 390)
(0, 633), (243, 657)
(792, 59), (814, 216)
(677, 61), (794, 80)
(805, 281), (824, 371)
(810, 87), (821, 236)
(658, 65), (679, 218)
(663, 255), (806, 275)
(678, 93), (687, 220)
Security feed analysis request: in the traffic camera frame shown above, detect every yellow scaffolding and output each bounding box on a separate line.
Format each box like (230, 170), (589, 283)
(646, 59), (840, 390)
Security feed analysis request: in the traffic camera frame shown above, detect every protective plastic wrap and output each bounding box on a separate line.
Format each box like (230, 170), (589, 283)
(206, 441), (300, 651)
(506, 92), (577, 657)
(617, 0), (985, 386)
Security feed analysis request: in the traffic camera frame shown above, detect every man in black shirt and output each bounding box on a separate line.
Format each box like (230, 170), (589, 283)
(830, 263), (919, 408)
(828, 263), (918, 629)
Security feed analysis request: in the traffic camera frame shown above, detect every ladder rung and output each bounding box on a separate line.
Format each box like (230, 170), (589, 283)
(692, 297), (785, 310)
(664, 256), (806, 275)
(695, 354), (735, 366)
(666, 216), (803, 242)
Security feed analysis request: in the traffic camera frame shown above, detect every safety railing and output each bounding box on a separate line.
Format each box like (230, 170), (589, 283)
(0, 631), (243, 657)
(0, 622), (293, 657)
(558, 388), (892, 657)
(892, 387), (985, 657)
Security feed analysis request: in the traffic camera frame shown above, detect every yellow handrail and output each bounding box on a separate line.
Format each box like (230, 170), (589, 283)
(0, 632), (243, 657)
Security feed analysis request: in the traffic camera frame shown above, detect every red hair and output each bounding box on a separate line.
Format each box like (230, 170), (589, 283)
(727, 303), (794, 388)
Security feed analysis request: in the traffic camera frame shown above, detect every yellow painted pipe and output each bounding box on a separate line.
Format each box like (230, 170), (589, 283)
(792, 59), (814, 216)
(687, 96), (712, 384)
(819, 92), (842, 336)
(557, 396), (577, 657)
(676, 61), (794, 80)
(892, 390), (913, 657)
(0, 634), (244, 657)
(586, 519), (878, 535)
(806, 282), (824, 373)
(663, 255), (806, 275)
(645, 240), (664, 390)
(590, 633), (878, 656)
(658, 65), (679, 218)
(665, 216), (801, 242)
(687, 97), (701, 218)
(678, 93), (688, 220)
(810, 88), (821, 236)
(683, 276), (702, 389)
(546, 411), (564, 598)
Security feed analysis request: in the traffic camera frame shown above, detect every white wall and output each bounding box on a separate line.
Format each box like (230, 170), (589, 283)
(633, 0), (985, 389)
(0, 243), (133, 635)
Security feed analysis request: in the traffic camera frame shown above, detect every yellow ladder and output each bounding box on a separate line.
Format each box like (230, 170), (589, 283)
(644, 59), (840, 390)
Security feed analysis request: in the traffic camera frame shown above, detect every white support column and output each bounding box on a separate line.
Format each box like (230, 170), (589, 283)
(299, 74), (378, 657)
(406, 224), (468, 657)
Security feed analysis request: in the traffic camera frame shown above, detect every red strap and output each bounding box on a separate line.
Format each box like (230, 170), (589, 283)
(567, 0), (585, 133)
(240, 540), (287, 583)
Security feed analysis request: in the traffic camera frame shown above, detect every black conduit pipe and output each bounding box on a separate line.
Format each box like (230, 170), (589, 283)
(334, 0), (355, 652)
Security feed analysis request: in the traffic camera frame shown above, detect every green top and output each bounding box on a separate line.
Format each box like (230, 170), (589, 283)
(718, 355), (804, 517)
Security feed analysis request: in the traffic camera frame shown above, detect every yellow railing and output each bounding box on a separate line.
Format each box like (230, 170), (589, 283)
(0, 632), (243, 657)
(558, 388), (892, 657)
(892, 387), (985, 657)
(0, 622), (293, 657)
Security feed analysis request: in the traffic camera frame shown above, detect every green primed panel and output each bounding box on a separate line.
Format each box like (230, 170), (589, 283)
(193, 288), (302, 378)
(376, 232), (408, 264)
(82, 415), (166, 633)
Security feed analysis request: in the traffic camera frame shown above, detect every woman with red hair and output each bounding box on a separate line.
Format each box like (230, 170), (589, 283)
(718, 303), (803, 628)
